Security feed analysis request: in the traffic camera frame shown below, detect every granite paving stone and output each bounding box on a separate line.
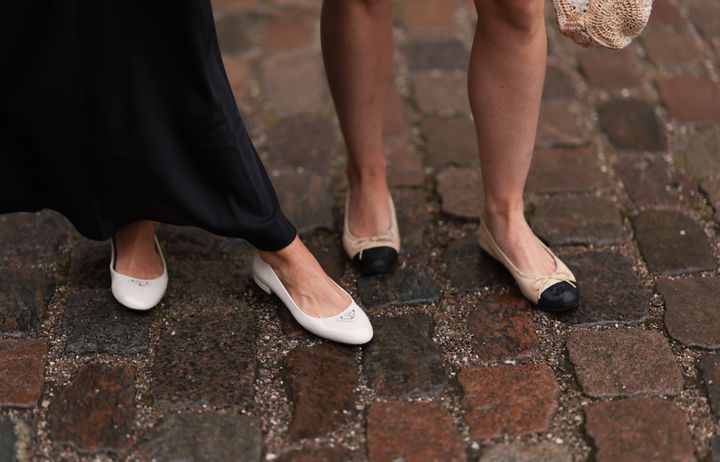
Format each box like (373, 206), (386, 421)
(597, 99), (666, 151)
(585, 398), (694, 462)
(403, 39), (468, 72)
(283, 343), (358, 440)
(166, 258), (252, 299)
(394, 188), (431, 265)
(0, 266), (54, 335)
(49, 364), (135, 453)
(265, 115), (335, 172)
(437, 168), (484, 219)
(364, 314), (448, 399)
(633, 210), (716, 275)
(356, 266), (441, 309)
(0, 417), (17, 462)
(138, 412), (262, 462)
(536, 101), (589, 147)
(303, 231), (345, 282)
(530, 195), (624, 246)
(0, 211), (72, 264)
(156, 225), (251, 259)
(673, 124), (720, 178)
(658, 277), (720, 349)
(459, 364), (559, 439)
(271, 171), (334, 235)
(152, 305), (256, 406)
(556, 252), (648, 326)
(701, 177), (720, 223)
(577, 48), (643, 90)
(567, 329), (683, 398)
(367, 401), (466, 462)
(64, 289), (153, 355)
(422, 116), (479, 168)
(467, 293), (539, 362)
(613, 154), (682, 206)
(700, 354), (720, 420)
(443, 237), (513, 292)
(279, 445), (353, 462)
(542, 64), (577, 101)
(478, 443), (572, 462)
(525, 147), (606, 193)
(67, 240), (110, 289)
(0, 339), (47, 408)
(411, 73), (470, 113)
(262, 47), (325, 114)
(658, 76), (720, 123)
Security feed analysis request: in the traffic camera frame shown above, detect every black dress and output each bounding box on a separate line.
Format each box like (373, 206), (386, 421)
(0, 0), (297, 251)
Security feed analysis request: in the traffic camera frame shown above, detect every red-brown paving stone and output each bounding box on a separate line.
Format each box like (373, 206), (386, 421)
(48, 364), (135, 453)
(467, 293), (539, 362)
(367, 401), (466, 462)
(648, 0), (688, 31)
(262, 47), (325, 114)
(526, 147), (605, 193)
(223, 56), (252, 103)
(283, 343), (358, 440)
(0, 339), (47, 408)
(613, 154), (682, 206)
(585, 398), (694, 462)
(0, 211), (72, 265)
(398, 0), (457, 36)
(567, 329), (683, 398)
(422, 116), (479, 168)
(459, 364), (559, 439)
(530, 195), (624, 246)
(265, 8), (315, 51)
(536, 101), (588, 147)
(632, 210), (716, 275)
(411, 73), (470, 113)
(642, 28), (705, 66)
(437, 168), (484, 219)
(280, 445), (353, 462)
(686, 0), (720, 40)
(0, 266), (54, 336)
(700, 354), (720, 420)
(543, 64), (577, 101)
(577, 48), (643, 90)
(658, 76), (720, 123)
(674, 124), (720, 178)
(658, 277), (720, 349)
(597, 99), (666, 151)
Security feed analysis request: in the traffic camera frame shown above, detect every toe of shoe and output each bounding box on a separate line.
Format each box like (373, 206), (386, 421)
(537, 282), (579, 312)
(111, 281), (167, 311)
(353, 247), (398, 275)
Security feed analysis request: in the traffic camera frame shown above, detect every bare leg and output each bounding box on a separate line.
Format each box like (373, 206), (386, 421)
(259, 236), (350, 317)
(470, 0), (555, 275)
(113, 220), (164, 278)
(321, 0), (394, 238)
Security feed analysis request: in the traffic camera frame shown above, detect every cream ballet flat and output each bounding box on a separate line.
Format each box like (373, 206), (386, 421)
(343, 194), (400, 275)
(478, 220), (579, 312)
(110, 237), (168, 311)
(252, 253), (373, 345)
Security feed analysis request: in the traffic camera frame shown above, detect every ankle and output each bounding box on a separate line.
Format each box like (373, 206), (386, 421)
(346, 162), (388, 190)
(258, 236), (302, 267)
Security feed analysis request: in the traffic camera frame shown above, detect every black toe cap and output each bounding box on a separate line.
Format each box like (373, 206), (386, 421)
(537, 281), (579, 312)
(353, 247), (398, 275)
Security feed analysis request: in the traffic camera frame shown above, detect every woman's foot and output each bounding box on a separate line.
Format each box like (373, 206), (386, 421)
(113, 221), (164, 279)
(483, 211), (555, 276)
(258, 236), (351, 318)
(346, 172), (392, 239)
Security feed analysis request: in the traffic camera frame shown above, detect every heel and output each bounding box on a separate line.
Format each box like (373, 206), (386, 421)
(253, 276), (272, 294)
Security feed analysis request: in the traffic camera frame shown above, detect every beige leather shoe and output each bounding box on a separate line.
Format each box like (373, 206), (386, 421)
(342, 194), (400, 275)
(478, 219), (579, 311)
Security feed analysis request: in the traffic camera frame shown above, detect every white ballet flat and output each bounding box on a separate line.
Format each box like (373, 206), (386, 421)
(109, 237), (168, 311)
(251, 253), (373, 345)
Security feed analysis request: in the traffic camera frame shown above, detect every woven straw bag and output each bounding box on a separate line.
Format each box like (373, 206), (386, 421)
(553, 0), (653, 49)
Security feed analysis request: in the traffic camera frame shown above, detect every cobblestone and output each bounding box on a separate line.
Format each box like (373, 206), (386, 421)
(437, 168), (484, 219)
(478, 443), (572, 462)
(0, 417), (16, 462)
(356, 267), (442, 309)
(422, 116), (478, 168)
(525, 147), (606, 193)
(597, 99), (666, 151)
(674, 124), (720, 178)
(577, 48), (643, 90)
(404, 40), (468, 72)
(658, 76), (720, 123)
(0, 211), (71, 264)
(613, 154), (682, 206)
(658, 277), (720, 349)
(444, 237), (513, 292)
(0, 339), (47, 408)
(0, 266), (53, 335)
(700, 354), (720, 420)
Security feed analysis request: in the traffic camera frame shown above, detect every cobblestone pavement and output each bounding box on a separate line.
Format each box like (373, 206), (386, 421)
(2, 0), (720, 460)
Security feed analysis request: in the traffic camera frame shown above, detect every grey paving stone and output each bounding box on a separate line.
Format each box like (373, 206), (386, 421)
(658, 277), (720, 349)
(530, 195), (624, 246)
(543, 64), (577, 101)
(555, 252), (648, 327)
(283, 343), (358, 440)
(598, 99), (666, 151)
(67, 240), (110, 289)
(479, 443), (572, 462)
(64, 289), (153, 355)
(700, 354), (720, 420)
(674, 124), (720, 178)
(152, 304), (256, 406)
(0, 266), (54, 335)
(272, 171), (334, 235)
(567, 329), (683, 398)
(265, 115), (335, 172)
(613, 154), (683, 207)
(437, 168), (484, 219)
(443, 237), (513, 292)
(167, 258), (252, 300)
(422, 116), (478, 168)
(536, 101), (589, 147)
(395, 188), (431, 265)
(526, 147), (606, 194)
(279, 446), (353, 462)
(0, 211), (72, 264)
(700, 177), (720, 223)
(0, 417), (17, 462)
(633, 210), (716, 276)
(157, 225), (251, 259)
(712, 436), (720, 462)
(356, 266), (442, 309)
(403, 39), (468, 71)
(364, 314), (448, 398)
(139, 413), (262, 462)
